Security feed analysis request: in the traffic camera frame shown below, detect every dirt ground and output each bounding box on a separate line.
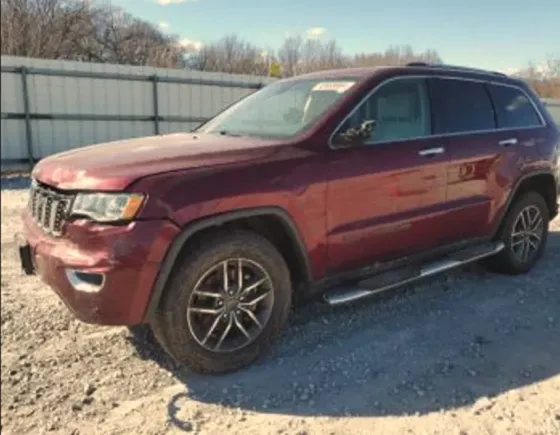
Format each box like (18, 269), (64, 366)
(1, 181), (559, 435)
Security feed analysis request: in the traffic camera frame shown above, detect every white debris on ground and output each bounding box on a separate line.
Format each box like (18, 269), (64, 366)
(1, 182), (560, 435)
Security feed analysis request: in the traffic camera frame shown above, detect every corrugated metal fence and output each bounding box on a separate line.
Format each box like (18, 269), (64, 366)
(1, 56), (559, 173)
(0, 56), (275, 171)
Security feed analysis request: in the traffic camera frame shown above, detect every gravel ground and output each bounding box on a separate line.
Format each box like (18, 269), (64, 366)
(1, 179), (559, 435)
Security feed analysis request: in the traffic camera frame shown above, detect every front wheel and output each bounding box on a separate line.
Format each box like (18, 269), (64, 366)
(151, 230), (292, 374)
(485, 191), (549, 275)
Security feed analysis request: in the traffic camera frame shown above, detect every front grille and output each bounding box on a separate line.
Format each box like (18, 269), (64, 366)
(28, 181), (73, 237)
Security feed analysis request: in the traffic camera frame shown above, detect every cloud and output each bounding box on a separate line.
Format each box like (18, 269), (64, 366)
(178, 38), (203, 52)
(158, 21), (170, 30)
(306, 27), (327, 39)
(497, 67), (520, 75)
(156, 0), (198, 5)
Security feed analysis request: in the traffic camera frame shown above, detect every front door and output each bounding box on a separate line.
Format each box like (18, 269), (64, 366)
(326, 77), (449, 274)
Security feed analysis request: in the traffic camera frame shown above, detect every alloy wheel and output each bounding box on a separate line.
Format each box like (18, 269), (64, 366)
(510, 205), (544, 263)
(186, 258), (274, 353)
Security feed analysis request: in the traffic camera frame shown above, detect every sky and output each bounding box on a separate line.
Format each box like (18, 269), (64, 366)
(106, 0), (559, 72)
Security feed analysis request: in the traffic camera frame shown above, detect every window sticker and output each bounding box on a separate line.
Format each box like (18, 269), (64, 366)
(312, 81), (355, 93)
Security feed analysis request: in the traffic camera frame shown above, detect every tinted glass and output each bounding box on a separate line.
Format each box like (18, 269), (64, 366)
(336, 78), (431, 144)
(429, 78), (495, 134)
(488, 84), (543, 129)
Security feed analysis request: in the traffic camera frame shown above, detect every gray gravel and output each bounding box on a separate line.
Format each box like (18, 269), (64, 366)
(1, 183), (559, 435)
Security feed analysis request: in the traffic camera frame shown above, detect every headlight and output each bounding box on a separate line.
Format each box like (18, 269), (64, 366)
(71, 193), (145, 222)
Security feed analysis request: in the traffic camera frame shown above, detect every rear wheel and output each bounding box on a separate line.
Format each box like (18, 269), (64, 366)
(486, 191), (549, 274)
(151, 230), (291, 374)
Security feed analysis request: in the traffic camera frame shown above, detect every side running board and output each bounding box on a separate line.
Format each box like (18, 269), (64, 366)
(323, 242), (504, 306)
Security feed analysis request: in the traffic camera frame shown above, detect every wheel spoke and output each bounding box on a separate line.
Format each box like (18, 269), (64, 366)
(521, 240), (531, 262)
(241, 277), (268, 296)
(240, 290), (270, 307)
(519, 210), (528, 230)
(201, 314), (223, 345)
(239, 307), (263, 330)
(193, 289), (223, 298)
(237, 258), (243, 290)
(215, 314), (233, 350)
(232, 312), (251, 339)
(527, 238), (539, 250)
(530, 210), (540, 225)
(530, 216), (543, 233)
(188, 307), (222, 315)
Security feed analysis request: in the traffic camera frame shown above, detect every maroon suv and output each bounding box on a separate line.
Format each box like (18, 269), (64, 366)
(18, 63), (560, 373)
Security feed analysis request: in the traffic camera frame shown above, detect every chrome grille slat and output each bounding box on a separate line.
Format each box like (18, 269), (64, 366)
(49, 198), (59, 231)
(28, 181), (73, 237)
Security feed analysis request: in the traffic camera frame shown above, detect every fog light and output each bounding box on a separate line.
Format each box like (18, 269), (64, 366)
(65, 269), (105, 293)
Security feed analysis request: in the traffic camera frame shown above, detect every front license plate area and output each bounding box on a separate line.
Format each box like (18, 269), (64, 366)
(18, 243), (35, 276)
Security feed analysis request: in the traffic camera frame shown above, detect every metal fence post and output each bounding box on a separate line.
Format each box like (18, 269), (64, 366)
(20, 67), (35, 169)
(151, 74), (160, 135)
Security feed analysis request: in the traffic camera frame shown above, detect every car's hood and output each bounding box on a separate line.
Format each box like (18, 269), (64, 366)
(32, 133), (280, 191)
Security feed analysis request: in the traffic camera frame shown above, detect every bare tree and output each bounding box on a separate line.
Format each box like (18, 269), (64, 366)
(186, 34), (269, 75)
(80, 5), (186, 67)
(518, 54), (560, 98)
(277, 34), (348, 77)
(278, 35), (303, 77)
(1, 0), (186, 67)
(1, 0), (92, 59)
(352, 45), (442, 67)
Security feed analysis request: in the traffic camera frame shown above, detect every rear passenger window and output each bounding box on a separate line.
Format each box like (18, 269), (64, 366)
(429, 78), (495, 134)
(487, 84), (543, 129)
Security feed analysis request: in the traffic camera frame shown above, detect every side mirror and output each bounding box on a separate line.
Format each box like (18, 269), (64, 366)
(333, 120), (376, 147)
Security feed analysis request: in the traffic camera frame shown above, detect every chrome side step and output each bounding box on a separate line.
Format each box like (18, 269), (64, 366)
(324, 242), (504, 306)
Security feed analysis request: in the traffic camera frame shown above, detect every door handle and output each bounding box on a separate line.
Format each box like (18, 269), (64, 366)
(498, 138), (518, 147)
(418, 146), (445, 157)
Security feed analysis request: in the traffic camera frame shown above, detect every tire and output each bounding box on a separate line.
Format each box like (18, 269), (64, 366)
(485, 191), (549, 275)
(150, 230), (292, 374)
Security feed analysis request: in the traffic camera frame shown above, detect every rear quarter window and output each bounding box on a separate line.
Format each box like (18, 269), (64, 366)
(543, 100), (560, 127)
(487, 84), (544, 129)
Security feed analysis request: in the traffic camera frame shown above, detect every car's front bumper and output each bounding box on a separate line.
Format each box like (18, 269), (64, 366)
(18, 212), (180, 325)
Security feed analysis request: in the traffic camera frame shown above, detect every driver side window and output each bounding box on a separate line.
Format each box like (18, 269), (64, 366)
(335, 78), (432, 145)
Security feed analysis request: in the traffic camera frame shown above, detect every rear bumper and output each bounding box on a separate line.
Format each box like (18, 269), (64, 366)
(19, 213), (180, 325)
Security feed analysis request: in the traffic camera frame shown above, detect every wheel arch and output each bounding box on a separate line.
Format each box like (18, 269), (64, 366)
(143, 206), (313, 321)
(493, 170), (558, 238)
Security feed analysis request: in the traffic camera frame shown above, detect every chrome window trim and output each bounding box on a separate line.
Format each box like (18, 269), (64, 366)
(328, 74), (548, 150)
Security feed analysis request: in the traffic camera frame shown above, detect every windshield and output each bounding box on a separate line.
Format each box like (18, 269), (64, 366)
(196, 78), (359, 139)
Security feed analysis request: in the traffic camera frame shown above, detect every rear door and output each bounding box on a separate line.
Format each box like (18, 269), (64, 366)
(486, 82), (550, 221)
(326, 77), (449, 273)
(427, 77), (509, 243)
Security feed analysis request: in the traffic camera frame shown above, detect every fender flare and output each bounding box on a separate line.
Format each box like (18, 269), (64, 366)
(143, 206), (312, 320)
(492, 169), (558, 236)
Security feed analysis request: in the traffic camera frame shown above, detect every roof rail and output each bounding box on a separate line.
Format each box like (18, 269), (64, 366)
(405, 62), (506, 77)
